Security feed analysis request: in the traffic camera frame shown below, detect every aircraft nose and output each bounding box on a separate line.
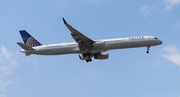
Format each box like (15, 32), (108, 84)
(158, 40), (163, 45)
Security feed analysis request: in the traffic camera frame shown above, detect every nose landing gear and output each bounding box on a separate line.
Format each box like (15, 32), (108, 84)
(147, 46), (150, 54)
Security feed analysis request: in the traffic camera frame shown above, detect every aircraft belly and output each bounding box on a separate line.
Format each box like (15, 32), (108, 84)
(30, 46), (80, 55)
(91, 48), (106, 53)
(106, 40), (159, 50)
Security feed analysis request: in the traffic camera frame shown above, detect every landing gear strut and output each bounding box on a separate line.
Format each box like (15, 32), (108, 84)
(83, 52), (92, 63)
(147, 46), (150, 54)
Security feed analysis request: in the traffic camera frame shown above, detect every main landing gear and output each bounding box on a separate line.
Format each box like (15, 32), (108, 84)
(84, 52), (92, 63)
(146, 46), (150, 54)
(86, 58), (92, 62)
(79, 52), (92, 63)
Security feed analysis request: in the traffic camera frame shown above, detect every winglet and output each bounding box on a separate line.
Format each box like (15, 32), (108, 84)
(62, 17), (67, 24)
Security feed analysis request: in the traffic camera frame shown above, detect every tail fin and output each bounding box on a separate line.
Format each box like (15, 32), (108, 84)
(19, 30), (42, 47)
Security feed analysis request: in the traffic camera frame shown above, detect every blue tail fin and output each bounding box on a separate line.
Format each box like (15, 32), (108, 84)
(19, 30), (42, 47)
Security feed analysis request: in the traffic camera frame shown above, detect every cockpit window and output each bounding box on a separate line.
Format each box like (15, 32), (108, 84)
(154, 37), (158, 39)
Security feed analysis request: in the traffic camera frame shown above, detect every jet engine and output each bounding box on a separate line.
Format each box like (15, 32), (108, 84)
(94, 51), (109, 59)
(93, 41), (105, 48)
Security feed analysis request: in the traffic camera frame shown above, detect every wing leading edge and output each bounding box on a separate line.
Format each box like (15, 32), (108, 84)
(62, 18), (94, 51)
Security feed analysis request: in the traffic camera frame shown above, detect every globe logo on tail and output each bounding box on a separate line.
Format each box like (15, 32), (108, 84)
(26, 37), (41, 47)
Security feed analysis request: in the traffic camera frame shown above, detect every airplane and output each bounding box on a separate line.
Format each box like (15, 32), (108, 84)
(17, 18), (163, 62)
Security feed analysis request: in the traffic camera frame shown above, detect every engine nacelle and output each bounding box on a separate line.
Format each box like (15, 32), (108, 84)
(93, 41), (105, 48)
(94, 51), (109, 60)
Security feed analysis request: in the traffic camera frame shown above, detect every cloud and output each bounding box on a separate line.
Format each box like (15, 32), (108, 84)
(60, 4), (68, 8)
(0, 46), (17, 77)
(171, 21), (180, 30)
(0, 94), (6, 97)
(162, 45), (180, 66)
(87, 72), (97, 79)
(140, 0), (180, 17)
(0, 81), (11, 90)
(79, 72), (97, 81)
(88, 0), (101, 1)
(0, 45), (18, 90)
(140, 6), (157, 18)
(163, 0), (180, 9)
(85, 0), (114, 3)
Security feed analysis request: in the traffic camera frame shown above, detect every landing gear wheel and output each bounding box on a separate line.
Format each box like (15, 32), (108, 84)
(86, 58), (92, 63)
(146, 51), (149, 54)
(146, 46), (150, 54)
(89, 58), (92, 62)
(86, 59), (89, 62)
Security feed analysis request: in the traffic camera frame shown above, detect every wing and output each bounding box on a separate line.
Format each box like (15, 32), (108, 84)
(62, 18), (94, 51)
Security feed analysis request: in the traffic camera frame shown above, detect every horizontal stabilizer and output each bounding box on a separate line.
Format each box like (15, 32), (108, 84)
(17, 42), (35, 51)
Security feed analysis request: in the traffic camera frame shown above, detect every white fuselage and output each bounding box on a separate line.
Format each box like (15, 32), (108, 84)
(20, 36), (162, 55)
